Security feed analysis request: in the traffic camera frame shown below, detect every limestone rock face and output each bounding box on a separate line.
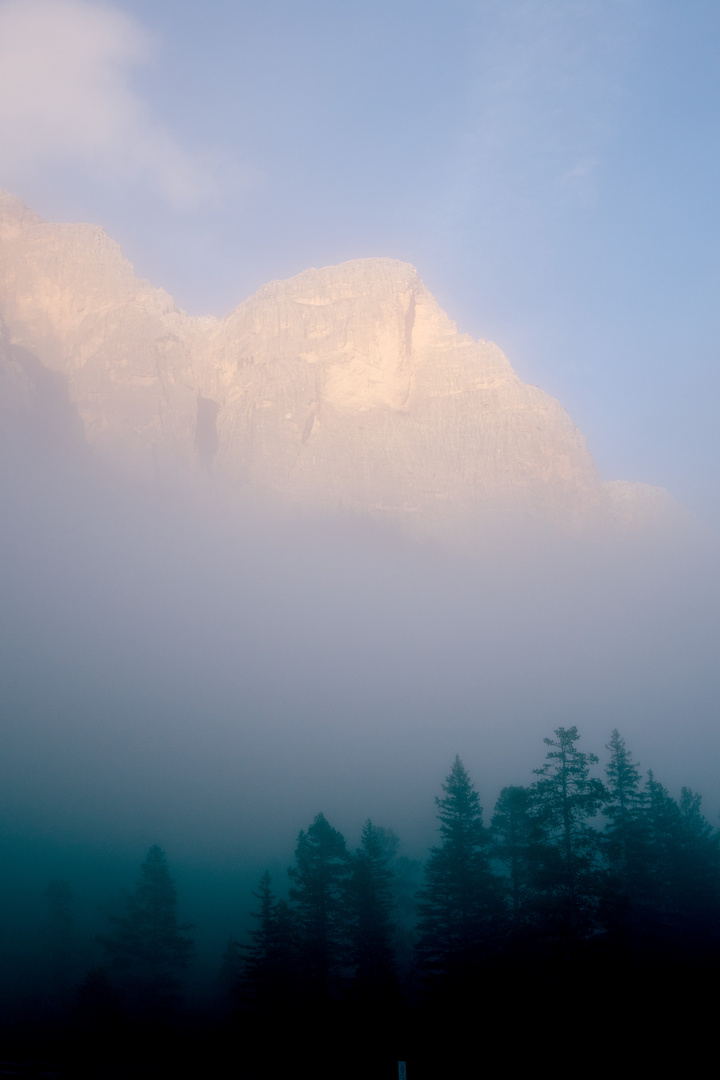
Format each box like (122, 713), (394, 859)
(0, 192), (670, 536)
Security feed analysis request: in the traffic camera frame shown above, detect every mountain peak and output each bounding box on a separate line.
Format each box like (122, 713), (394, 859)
(0, 194), (679, 539)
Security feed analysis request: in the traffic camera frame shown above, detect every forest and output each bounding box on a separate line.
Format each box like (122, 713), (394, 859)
(2, 726), (718, 1078)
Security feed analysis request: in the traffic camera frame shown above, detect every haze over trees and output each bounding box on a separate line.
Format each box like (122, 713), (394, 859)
(3, 726), (715, 1077)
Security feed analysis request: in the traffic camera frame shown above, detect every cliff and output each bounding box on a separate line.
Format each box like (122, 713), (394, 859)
(0, 191), (674, 537)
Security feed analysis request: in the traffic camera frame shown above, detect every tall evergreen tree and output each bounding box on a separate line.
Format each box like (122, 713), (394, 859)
(675, 787), (720, 946)
(348, 821), (398, 1003)
(288, 813), (351, 1001)
(600, 731), (651, 956)
(642, 776), (720, 953)
(490, 785), (546, 932)
(415, 757), (499, 987)
(244, 871), (277, 979)
(99, 845), (194, 1016)
(240, 871), (298, 1009)
(531, 727), (606, 937)
(603, 730), (646, 872)
(643, 770), (683, 930)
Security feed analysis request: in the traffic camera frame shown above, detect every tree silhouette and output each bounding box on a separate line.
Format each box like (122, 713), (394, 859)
(240, 871), (298, 1010)
(288, 813), (351, 1001)
(415, 757), (500, 987)
(600, 730), (651, 948)
(490, 785), (546, 933)
(531, 727), (606, 938)
(603, 730), (646, 870)
(100, 845), (194, 1017)
(674, 786), (720, 948)
(348, 821), (398, 1003)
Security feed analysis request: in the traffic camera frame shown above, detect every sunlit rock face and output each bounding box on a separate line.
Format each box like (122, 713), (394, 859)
(0, 191), (673, 537)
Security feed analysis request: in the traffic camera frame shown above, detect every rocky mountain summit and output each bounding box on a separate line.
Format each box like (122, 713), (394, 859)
(0, 191), (673, 539)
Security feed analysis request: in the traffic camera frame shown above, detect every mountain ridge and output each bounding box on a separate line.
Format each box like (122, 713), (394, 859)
(0, 191), (678, 540)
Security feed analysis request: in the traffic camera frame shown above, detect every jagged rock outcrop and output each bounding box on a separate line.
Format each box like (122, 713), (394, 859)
(0, 191), (675, 537)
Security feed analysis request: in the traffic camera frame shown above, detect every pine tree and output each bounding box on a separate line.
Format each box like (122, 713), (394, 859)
(490, 785), (546, 931)
(600, 731), (650, 955)
(675, 787), (720, 947)
(348, 820), (398, 1003)
(415, 757), (499, 986)
(288, 812), (351, 1001)
(100, 845), (194, 1016)
(240, 871), (298, 1009)
(643, 770), (683, 929)
(642, 776), (720, 953)
(531, 727), (606, 936)
(604, 730), (647, 907)
(603, 730), (646, 873)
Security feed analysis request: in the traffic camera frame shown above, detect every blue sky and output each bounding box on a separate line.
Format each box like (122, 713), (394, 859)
(1, 0), (718, 522)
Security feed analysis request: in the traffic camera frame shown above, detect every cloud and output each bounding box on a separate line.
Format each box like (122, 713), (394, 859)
(0, 0), (215, 206)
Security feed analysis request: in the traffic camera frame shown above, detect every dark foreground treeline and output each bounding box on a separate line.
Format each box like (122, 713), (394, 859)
(4, 727), (720, 1077)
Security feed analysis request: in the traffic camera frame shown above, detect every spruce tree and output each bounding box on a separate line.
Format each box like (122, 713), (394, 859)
(603, 730), (646, 871)
(348, 820), (398, 1003)
(600, 731), (650, 955)
(288, 813), (351, 1001)
(490, 785), (546, 932)
(643, 776), (720, 953)
(415, 757), (499, 987)
(675, 787), (720, 949)
(604, 730), (647, 907)
(99, 845), (194, 1016)
(240, 871), (298, 1009)
(643, 770), (683, 929)
(531, 727), (606, 937)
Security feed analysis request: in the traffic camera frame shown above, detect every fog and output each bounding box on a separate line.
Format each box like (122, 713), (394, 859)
(1, 426), (719, 990)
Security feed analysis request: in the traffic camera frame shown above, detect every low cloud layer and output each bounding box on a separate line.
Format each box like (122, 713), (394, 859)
(1, 439), (718, 869)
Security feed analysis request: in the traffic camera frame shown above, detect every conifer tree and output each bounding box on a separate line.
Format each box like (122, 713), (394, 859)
(415, 757), (499, 986)
(531, 727), (606, 935)
(348, 820), (398, 1002)
(99, 845), (194, 1016)
(240, 871), (298, 1008)
(642, 776), (720, 952)
(490, 785), (546, 931)
(603, 730), (646, 873)
(288, 813), (351, 1000)
(675, 787), (720, 945)
(600, 731), (651, 952)
(643, 770), (683, 926)
(603, 733), (648, 875)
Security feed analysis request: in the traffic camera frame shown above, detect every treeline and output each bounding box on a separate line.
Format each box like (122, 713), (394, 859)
(222, 726), (720, 1014)
(5, 726), (720, 1076)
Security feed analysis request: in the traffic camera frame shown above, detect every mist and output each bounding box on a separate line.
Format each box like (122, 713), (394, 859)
(0, 373), (717, 1080)
(2, 430), (718, 893)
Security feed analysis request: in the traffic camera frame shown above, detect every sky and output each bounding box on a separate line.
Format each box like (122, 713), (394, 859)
(0, 0), (718, 523)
